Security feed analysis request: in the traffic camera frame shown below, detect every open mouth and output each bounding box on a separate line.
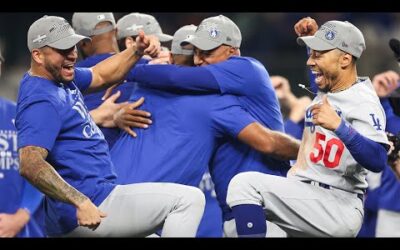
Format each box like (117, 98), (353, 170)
(62, 64), (74, 77)
(312, 71), (323, 83)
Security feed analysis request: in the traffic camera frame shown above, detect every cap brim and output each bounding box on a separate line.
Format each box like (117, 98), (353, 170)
(181, 35), (221, 51)
(48, 34), (90, 50)
(157, 33), (173, 42)
(297, 36), (335, 51)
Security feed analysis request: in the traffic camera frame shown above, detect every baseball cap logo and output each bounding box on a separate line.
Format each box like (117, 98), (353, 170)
(325, 31), (335, 40)
(198, 22), (220, 39)
(32, 34), (47, 44)
(209, 27), (219, 38)
(126, 24), (144, 32)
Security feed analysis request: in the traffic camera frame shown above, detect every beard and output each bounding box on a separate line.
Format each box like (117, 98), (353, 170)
(318, 85), (329, 93)
(44, 59), (74, 84)
(317, 71), (338, 93)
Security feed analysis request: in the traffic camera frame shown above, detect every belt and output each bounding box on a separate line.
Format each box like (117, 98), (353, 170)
(301, 180), (364, 202)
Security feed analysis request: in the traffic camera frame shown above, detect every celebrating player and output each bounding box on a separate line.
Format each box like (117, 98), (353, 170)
(226, 17), (389, 237)
(16, 15), (205, 237)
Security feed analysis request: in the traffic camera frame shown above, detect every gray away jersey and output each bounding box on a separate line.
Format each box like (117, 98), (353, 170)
(288, 77), (389, 194)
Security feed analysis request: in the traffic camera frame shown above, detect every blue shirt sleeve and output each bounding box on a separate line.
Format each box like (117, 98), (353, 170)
(129, 64), (221, 92)
(207, 58), (254, 96)
(74, 67), (93, 92)
(20, 180), (44, 215)
(212, 102), (257, 138)
(17, 100), (61, 151)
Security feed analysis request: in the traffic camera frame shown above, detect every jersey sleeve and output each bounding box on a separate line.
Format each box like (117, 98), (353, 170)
(346, 101), (389, 145)
(207, 58), (255, 96)
(128, 64), (221, 92)
(16, 98), (62, 151)
(74, 67), (93, 92)
(211, 100), (257, 138)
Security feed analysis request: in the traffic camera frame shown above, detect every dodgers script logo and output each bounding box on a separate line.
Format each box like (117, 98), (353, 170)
(72, 98), (102, 139)
(305, 108), (315, 133)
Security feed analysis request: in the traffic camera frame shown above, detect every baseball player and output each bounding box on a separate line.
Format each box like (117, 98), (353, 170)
(111, 20), (299, 238)
(121, 15), (295, 237)
(16, 15), (206, 237)
(225, 17), (390, 237)
(115, 12), (173, 62)
(0, 49), (45, 237)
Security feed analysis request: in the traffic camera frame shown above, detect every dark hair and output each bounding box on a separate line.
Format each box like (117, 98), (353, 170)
(117, 38), (127, 51)
(352, 55), (358, 65)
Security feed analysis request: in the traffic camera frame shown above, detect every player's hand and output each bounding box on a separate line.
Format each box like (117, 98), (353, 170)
(310, 95), (341, 131)
(114, 97), (152, 138)
(76, 199), (107, 230)
(91, 91), (129, 128)
(148, 50), (172, 65)
(136, 30), (161, 58)
(372, 70), (400, 97)
(294, 17), (318, 37)
(0, 209), (30, 237)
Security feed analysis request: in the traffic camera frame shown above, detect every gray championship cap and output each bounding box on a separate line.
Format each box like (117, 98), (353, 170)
(72, 13), (116, 37)
(181, 15), (241, 51)
(27, 15), (90, 52)
(171, 25), (197, 55)
(116, 13), (173, 42)
(297, 20), (366, 58)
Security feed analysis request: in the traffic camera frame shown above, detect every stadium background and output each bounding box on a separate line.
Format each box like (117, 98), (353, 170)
(0, 12), (399, 100)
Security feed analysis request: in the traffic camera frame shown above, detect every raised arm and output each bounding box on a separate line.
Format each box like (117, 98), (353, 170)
(294, 17), (319, 93)
(128, 64), (221, 92)
(238, 122), (300, 160)
(19, 146), (105, 229)
(88, 31), (161, 92)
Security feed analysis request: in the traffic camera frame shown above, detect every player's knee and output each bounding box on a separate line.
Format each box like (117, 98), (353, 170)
(228, 172), (256, 193)
(226, 172), (260, 206)
(179, 186), (206, 210)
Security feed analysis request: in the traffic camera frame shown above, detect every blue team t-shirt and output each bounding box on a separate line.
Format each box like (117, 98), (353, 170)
(111, 84), (256, 187)
(16, 68), (117, 236)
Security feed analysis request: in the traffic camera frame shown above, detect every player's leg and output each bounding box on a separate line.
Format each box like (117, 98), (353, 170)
(65, 183), (205, 237)
(227, 172), (363, 237)
(223, 219), (287, 237)
(376, 209), (400, 237)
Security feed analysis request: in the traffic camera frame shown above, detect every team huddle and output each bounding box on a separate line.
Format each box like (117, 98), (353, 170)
(0, 13), (399, 237)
